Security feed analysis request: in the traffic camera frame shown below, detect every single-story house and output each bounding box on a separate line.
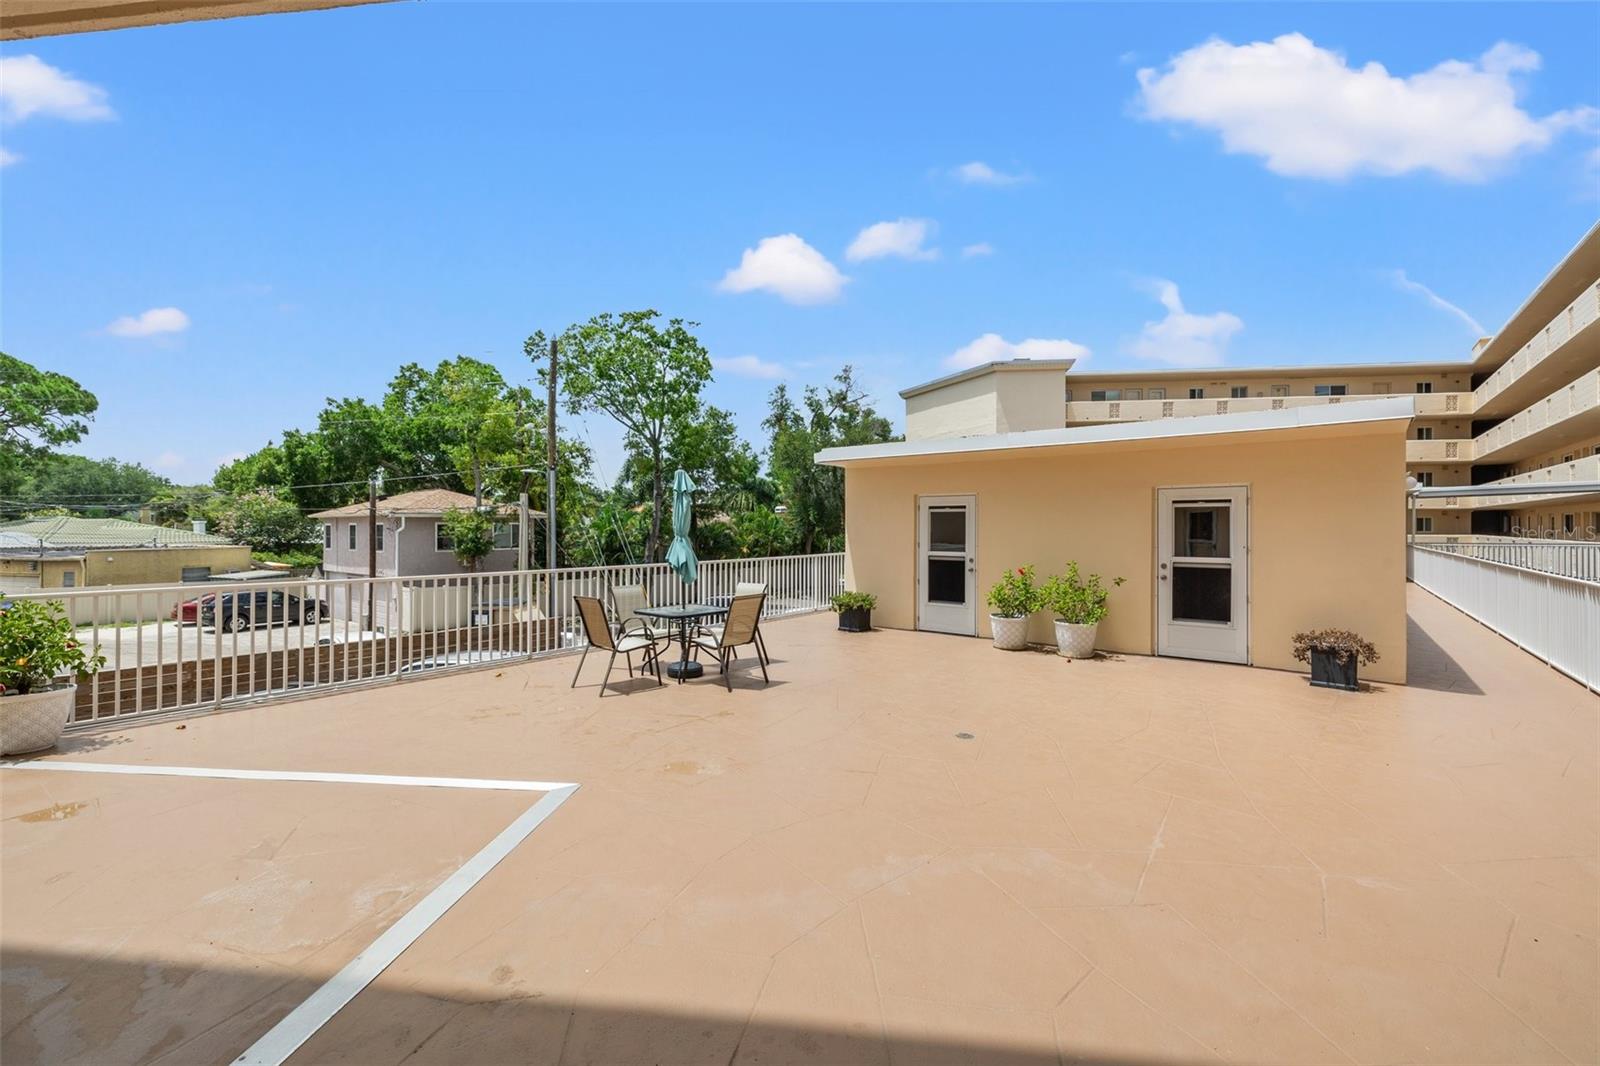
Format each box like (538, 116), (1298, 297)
(816, 361), (1412, 684)
(0, 517), (252, 591)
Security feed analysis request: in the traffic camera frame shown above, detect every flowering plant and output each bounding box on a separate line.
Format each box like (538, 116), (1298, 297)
(0, 600), (106, 696)
(1040, 562), (1124, 625)
(987, 565), (1041, 618)
(1291, 629), (1379, 666)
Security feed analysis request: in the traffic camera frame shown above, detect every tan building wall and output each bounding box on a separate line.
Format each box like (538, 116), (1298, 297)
(841, 425), (1408, 684)
(904, 363), (1072, 441)
(76, 545), (253, 587)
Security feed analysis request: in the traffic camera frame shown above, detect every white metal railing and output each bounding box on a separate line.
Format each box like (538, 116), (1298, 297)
(1410, 546), (1599, 693)
(7, 553), (845, 728)
(1417, 538), (1600, 582)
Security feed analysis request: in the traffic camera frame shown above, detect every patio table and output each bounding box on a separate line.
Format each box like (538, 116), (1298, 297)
(636, 603), (728, 682)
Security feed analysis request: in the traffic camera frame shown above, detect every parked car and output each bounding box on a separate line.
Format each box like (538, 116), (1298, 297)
(170, 593), (216, 625)
(201, 589), (329, 632)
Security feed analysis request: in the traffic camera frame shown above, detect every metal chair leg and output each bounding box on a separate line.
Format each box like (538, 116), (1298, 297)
(652, 641), (664, 685)
(757, 643), (769, 684)
(723, 649), (733, 691)
(601, 650), (616, 696)
(755, 629), (769, 665)
(571, 645), (590, 688)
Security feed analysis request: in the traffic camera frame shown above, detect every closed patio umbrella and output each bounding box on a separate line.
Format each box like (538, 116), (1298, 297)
(664, 468), (698, 595)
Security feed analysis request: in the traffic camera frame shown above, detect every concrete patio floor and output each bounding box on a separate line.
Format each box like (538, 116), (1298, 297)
(2, 586), (1596, 1065)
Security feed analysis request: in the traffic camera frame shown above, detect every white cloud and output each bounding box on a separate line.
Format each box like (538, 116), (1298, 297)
(0, 147), (17, 167)
(106, 306), (190, 338)
(951, 160), (1031, 186)
(1126, 280), (1243, 367)
(0, 55), (115, 123)
(960, 242), (995, 258)
(152, 451), (186, 470)
(1387, 270), (1486, 336)
(713, 354), (787, 380)
(846, 218), (939, 262)
(1136, 34), (1595, 180)
(717, 234), (848, 305)
(945, 333), (1090, 371)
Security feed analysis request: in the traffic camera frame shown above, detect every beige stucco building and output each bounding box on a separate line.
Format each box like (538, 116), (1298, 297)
(0, 518), (252, 591)
(819, 399), (1412, 684)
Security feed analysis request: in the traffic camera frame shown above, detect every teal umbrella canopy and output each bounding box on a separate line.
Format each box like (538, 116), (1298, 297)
(664, 468), (698, 590)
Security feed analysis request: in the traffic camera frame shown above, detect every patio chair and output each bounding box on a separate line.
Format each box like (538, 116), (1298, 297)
(609, 583), (669, 667)
(691, 592), (768, 691)
(571, 595), (663, 694)
(695, 581), (770, 665)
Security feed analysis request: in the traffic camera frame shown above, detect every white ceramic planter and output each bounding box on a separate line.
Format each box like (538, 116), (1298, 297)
(989, 613), (1031, 651)
(0, 684), (75, 756)
(1053, 620), (1098, 659)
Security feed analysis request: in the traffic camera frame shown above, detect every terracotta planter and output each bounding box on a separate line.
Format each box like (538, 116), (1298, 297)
(989, 614), (1030, 650)
(0, 684), (75, 756)
(1053, 620), (1098, 659)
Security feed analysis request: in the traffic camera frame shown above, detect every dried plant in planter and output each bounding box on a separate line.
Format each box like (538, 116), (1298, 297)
(1291, 629), (1380, 666)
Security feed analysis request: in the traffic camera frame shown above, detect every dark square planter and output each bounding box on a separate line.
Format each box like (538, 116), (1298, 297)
(1308, 648), (1360, 691)
(837, 607), (872, 633)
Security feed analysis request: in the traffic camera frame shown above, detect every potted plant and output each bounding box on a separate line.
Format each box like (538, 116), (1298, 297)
(987, 566), (1040, 650)
(830, 591), (877, 632)
(1040, 562), (1124, 659)
(1292, 629), (1379, 691)
(0, 600), (105, 755)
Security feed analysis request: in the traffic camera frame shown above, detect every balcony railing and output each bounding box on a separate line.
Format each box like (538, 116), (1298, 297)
(1406, 438), (1475, 464)
(1473, 280), (1600, 415)
(1473, 369), (1600, 463)
(7, 553), (845, 727)
(1066, 392), (1468, 424)
(1415, 455), (1600, 510)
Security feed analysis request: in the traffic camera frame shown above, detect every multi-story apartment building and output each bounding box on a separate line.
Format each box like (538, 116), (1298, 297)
(1060, 224), (1600, 538)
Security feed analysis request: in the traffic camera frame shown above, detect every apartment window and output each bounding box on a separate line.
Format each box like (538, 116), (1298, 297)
(1415, 382), (1433, 394)
(1230, 386), (1248, 399)
(348, 524), (357, 550)
(492, 522), (520, 550)
(1125, 388), (1142, 401)
(61, 571), (77, 587)
(1564, 514), (1576, 535)
(1090, 389), (1121, 402)
(1188, 388), (1205, 400)
(1064, 389), (1072, 403)
(1148, 387), (1166, 400)
(323, 524), (332, 548)
(180, 566), (212, 582)
(1415, 517), (1433, 533)
(436, 522), (454, 552)
(1313, 384), (1347, 396)
(1415, 427), (1434, 441)
(1416, 471), (1434, 487)
(375, 523), (385, 551)
(1563, 454), (1574, 464)
(1270, 385), (1290, 397)
(1372, 382), (1391, 394)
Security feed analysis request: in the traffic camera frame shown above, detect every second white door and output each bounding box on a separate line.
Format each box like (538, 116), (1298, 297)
(1156, 486), (1248, 664)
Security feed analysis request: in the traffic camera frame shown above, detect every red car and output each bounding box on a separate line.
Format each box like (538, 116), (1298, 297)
(170, 594), (216, 625)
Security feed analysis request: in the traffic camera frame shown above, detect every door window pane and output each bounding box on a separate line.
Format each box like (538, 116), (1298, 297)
(1173, 565), (1231, 623)
(1175, 504), (1230, 557)
(926, 558), (966, 604)
(928, 508), (966, 553)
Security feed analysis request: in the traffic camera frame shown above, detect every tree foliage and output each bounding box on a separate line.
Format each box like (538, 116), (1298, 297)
(764, 366), (895, 553)
(211, 490), (317, 554)
(439, 507), (495, 571)
(3, 454), (172, 520)
(0, 353), (99, 495)
(537, 311), (712, 561)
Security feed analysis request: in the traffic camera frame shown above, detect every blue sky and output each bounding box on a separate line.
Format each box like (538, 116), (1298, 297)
(3, 1), (1597, 488)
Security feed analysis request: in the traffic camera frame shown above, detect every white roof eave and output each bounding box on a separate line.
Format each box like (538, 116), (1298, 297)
(816, 396), (1416, 466)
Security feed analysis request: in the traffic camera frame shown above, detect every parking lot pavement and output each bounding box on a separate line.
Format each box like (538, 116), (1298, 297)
(76, 619), (378, 669)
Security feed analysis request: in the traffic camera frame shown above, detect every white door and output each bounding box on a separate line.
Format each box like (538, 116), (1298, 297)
(1156, 487), (1248, 664)
(917, 495), (976, 636)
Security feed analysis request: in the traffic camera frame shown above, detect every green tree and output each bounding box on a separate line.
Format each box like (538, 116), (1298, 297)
(5, 454), (171, 519)
(212, 490), (317, 554)
(733, 508), (796, 558)
(764, 366), (895, 553)
(439, 506), (495, 571)
(535, 311), (712, 561)
(0, 353), (98, 495)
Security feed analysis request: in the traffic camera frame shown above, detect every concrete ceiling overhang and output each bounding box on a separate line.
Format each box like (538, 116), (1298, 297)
(2, 0), (394, 40)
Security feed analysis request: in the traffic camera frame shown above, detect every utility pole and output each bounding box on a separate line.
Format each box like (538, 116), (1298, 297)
(517, 421), (535, 572)
(366, 469), (383, 630)
(546, 337), (558, 573)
